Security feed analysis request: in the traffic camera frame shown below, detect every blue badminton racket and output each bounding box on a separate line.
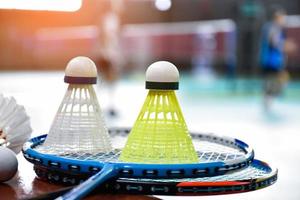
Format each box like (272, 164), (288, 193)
(23, 128), (254, 199)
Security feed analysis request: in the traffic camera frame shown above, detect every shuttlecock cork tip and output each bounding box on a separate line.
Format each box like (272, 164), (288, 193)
(64, 56), (97, 84)
(145, 61), (179, 90)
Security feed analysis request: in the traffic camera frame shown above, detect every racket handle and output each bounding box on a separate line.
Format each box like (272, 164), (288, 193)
(55, 163), (117, 200)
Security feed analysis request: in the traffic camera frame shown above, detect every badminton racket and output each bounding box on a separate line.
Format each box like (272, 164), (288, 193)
(23, 128), (254, 199)
(30, 159), (276, 198)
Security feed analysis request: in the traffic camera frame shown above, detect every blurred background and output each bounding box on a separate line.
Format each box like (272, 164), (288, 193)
(0, 0), (299, 199)
(0, 0), (299, 73)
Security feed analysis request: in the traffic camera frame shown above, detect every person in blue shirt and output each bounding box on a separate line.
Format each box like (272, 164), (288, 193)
(260, 7), (295, 111)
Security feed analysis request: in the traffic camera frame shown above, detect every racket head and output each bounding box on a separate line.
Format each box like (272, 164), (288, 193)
(23, 128), (254, 179)
(33, 159), (277, 196)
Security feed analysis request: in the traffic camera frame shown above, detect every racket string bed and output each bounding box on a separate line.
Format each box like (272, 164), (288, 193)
(35, 134), (247, 164)
(25, 128), (254, 179)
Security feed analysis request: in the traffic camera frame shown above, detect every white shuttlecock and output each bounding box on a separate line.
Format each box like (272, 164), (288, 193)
(42, 56), (112, 154)
(0, 94), (32, 154)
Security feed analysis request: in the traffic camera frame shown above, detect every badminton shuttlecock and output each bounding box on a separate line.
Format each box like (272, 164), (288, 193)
(0, 94), (32, 154)
(42, 56), (112, 154)
(120, 61), (198, 164)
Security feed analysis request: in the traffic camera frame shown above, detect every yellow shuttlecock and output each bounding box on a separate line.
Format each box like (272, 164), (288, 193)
(42, 56), (112, 154)
(120, 61), (198, 164)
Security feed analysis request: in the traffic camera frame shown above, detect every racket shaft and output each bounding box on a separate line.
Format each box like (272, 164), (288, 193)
(56, 164), (117, 200)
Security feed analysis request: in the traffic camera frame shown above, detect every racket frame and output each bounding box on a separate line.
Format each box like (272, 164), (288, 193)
(32, 159), (277, 196)
(23, 129), (254, 179)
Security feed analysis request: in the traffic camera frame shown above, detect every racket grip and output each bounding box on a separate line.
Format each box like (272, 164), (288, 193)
(55, 163), (117, 200)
